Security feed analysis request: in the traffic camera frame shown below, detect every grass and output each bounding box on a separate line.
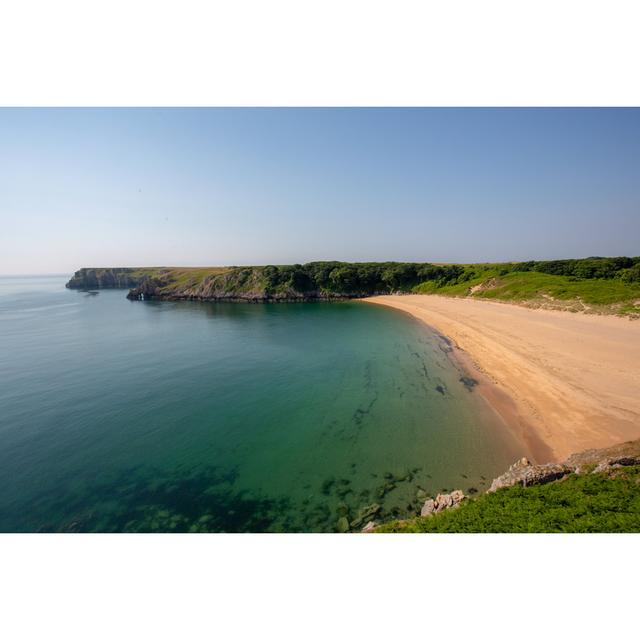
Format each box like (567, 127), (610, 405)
(156, 267), (232, 293)
(413, 269), (640, 314)
(375, 466), (640, 532)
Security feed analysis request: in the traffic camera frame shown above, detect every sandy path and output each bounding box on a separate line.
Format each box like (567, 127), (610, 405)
(364, 295), (640, 462)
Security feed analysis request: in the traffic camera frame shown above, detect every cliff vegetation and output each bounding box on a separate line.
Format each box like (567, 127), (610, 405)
(66, 256), (640, 313)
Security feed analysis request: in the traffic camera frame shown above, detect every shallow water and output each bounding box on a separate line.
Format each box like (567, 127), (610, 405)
(0, 275), (525, 532)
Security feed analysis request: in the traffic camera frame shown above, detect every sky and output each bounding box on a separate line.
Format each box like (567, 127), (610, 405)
(1, 107), (639, 275)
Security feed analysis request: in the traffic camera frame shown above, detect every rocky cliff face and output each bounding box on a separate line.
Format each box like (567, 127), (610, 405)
(68, 266), (377, 301)
(125, 267), (374, 302)
(66, 268), (150, 289)
(488, 438), (640, 492)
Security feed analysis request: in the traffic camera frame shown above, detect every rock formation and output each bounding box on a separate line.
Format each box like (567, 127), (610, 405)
(66, 268), (149, 289)
(420, 489), (466, 517)
(488, 439), (640, 492)
(488, 459), (571, 492)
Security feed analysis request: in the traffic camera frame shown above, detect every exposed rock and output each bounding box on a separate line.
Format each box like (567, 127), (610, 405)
(420, 499), (436, 517)
(126, 277), (163, 300)
(488, 440), (640, 491)
(66, 267), (147, 290)
(565, 439), (640, 469)
(592, 459), (636, 474)
(361, 521), (376, 533)
(435, 489), (465, 512)
(420, 490), (465, 517)
(488, 459), (570, 492)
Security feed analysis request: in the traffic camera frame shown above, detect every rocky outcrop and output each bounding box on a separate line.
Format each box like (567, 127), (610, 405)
(488, 439), (640, 492)
(126, 277), (164, 300)
(66, 268), (149, 289)
(420, 490), (465, 517)
(488, 458), (571, 492)
(565, 439), (640, 473)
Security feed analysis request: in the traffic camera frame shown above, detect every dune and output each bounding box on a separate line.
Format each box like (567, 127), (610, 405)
(365, 295), (640, 462)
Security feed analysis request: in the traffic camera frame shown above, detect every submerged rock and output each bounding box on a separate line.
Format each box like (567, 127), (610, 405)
(351, 503), (381, 529)
(336, 517), (350, 533)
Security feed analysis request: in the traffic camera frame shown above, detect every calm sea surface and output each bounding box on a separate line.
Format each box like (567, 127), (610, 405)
(0, 275), (525, 532)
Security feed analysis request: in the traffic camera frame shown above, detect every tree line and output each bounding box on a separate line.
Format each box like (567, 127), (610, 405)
(257, 256), (640, 294)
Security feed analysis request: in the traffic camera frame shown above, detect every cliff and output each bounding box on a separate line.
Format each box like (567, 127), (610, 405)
(124, 266), (375, 302)
(66, 267), (163, 289)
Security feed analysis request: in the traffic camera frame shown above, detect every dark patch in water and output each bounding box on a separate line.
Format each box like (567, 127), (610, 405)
(352, 396), (378, 427)
(459, 375), (478, 391)
(321, 477), (335, 496)
(435, 384), (446, 395)
(30, 465), (290, 533)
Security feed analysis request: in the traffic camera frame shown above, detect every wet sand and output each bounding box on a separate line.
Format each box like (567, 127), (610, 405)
(364, 295), (640, 462)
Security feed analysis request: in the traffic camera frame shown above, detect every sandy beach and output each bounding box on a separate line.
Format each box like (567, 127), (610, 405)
(365, 295), (640, 462)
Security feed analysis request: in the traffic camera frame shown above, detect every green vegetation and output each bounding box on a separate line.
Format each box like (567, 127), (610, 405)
(375, 466), (640, 533)
(68, 257), (640, 313)
(415, 268), (640, 312)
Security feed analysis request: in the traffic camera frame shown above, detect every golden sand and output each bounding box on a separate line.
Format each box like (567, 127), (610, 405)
(365, 295), (640, 462)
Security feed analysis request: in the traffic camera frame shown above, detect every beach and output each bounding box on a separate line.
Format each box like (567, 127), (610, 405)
(365, 295), (640, 462)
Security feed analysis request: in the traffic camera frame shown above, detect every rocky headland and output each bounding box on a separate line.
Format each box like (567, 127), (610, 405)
(66, 265), (384, 302)
(65, 267), (157, 290)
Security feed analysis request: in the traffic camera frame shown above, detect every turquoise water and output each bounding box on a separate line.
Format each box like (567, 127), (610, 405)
(0, 276), (525, 532)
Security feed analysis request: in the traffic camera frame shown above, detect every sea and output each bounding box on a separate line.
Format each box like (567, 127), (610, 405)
(0, 275), (525, 532)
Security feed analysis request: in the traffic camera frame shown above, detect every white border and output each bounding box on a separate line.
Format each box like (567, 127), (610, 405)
(1, 1), (639, 106)
(1, 534), (638, 639)
(1, 2), (639, 638)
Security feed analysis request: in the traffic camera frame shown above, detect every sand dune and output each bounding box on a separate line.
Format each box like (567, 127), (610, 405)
(365, 295), (640, 462)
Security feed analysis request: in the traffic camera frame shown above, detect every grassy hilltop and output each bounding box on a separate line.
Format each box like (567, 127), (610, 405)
(67, 256), (640, 313)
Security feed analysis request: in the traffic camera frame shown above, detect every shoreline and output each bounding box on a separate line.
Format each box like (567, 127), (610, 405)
(363, 295), (640, 463)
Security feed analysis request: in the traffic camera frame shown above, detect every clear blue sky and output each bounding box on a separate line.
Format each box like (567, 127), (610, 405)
(1, 108), (639, 274)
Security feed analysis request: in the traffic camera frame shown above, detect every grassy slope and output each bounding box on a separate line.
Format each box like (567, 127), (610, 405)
(153, 267), (232, 294)
(413, 269), (640, 314)
(375, 466), (640, 533)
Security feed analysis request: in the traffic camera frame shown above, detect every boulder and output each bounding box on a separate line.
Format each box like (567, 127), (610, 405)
(361, 521), (376, 533)
(420, 499), (436, 517)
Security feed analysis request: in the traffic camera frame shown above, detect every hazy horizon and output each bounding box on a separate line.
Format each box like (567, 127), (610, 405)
(2, 108), (639, 275)
(4, 251), (640, 279)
